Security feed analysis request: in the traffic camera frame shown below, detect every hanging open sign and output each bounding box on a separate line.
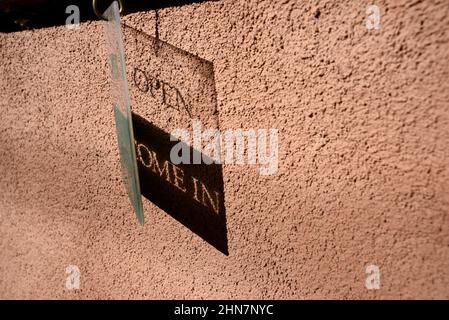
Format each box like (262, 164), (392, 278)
(103, 1), (144, 225)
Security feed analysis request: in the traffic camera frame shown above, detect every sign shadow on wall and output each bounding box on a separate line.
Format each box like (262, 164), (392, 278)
(133, 113), (228, 255)
(123, 25), (228, 255)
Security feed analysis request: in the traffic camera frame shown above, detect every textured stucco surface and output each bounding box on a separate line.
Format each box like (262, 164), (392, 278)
(1, 0), (449, 299)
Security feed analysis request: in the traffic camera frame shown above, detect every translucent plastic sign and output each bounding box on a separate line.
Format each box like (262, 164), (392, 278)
(103, 1), (144, 225)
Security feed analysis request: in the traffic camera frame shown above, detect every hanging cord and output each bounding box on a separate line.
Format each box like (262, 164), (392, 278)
(93, 0), (124, 20)
(155, 9), (160, 56)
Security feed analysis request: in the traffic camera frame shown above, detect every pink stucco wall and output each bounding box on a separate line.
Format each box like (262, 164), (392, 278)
(1, 0), (448, 299)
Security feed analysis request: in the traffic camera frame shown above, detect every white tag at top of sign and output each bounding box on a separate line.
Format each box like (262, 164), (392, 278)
(103, 1), (144, 225)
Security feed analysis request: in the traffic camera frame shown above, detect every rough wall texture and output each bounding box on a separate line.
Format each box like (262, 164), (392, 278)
(1, 0), (449, 299)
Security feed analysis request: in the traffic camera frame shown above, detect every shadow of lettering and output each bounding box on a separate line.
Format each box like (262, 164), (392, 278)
(132, 112), (228, 255)
(133, 67), (192, 118)
(123, 24), (219, 131)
